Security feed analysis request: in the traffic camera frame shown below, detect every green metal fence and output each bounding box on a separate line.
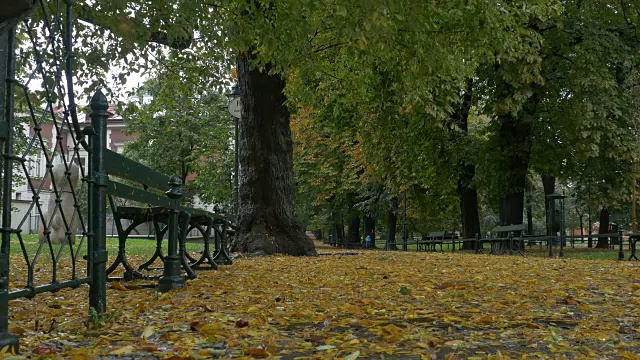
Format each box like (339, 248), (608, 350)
(0, 1), (106, 353)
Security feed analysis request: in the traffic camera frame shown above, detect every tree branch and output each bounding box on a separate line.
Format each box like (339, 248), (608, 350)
(75, 4), (193, 50)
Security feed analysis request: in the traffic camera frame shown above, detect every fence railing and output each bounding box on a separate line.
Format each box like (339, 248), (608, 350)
(0, 0), (100, 353)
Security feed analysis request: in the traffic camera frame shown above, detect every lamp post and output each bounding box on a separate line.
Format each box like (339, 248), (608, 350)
(227, 84), (241, 217)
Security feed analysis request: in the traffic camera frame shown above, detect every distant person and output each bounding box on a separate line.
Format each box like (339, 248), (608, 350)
(365, 234), (373, 248)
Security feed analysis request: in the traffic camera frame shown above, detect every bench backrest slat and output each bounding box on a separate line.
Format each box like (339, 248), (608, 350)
(105, 149), (171, 191)
(492, 224), (526, 235)
(107, 181), (174, 208)
(426, 231), (456, 239)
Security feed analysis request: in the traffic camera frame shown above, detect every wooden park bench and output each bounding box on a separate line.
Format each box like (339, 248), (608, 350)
(84, 96), (233, 292)
(417, 231), (458, 252)
(476, 224), (527, 256)
(102, 151), (234, 288)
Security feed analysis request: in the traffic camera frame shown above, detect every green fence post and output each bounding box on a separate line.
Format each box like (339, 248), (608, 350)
(158, 175), (185, 292)
(88, 90), (109, 317)
(0, 26), (19, 354)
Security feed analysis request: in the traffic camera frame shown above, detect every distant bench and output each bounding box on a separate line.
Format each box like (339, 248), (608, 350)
(476, 224), (527, 255)
(417, 231), (458, 252)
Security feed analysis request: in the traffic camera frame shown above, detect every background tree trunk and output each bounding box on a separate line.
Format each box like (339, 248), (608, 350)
(385, 196), (398, 250)
(233, 52), (316, 256)
(496, 112), (533, 226)
(459, 164), (481, 249)
(495, 80), (538, 227)
(526, 196), (534, 235)
(596, 207), (610, 248)
(452, 80), (481, 250)
(346, 193), (361, 248)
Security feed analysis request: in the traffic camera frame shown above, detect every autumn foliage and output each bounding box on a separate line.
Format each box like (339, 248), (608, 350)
(4, 243), (640, 359)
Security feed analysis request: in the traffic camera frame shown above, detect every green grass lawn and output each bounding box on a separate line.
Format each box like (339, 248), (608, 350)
(12, 233), (207, 257)
(7, 233), (212, 288)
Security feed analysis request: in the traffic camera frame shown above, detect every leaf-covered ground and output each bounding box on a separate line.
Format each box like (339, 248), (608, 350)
(4, 243), (640, 359)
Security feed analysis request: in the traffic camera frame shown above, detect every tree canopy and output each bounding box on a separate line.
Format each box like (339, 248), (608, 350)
(13, 0), (640, 251)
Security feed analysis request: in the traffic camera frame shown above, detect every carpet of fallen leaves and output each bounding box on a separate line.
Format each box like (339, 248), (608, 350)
(4, 243), (640, 359)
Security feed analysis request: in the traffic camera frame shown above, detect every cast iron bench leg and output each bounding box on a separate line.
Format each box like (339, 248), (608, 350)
(138, 219), (167, 272)
(212, 221), (233, 265)
(178, 212), (197, 280)
(106, 213), (144, 281)
(629, 237), (639, 261)
(189, 217), (219, 270)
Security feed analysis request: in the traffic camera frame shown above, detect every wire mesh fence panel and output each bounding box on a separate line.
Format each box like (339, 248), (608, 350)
(3, 0), (92, 299)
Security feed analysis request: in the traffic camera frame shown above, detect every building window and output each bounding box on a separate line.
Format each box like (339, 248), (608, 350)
(34, 152), (41, 177)
(29, 209), (40, 235)
(28, 151), (42, 178)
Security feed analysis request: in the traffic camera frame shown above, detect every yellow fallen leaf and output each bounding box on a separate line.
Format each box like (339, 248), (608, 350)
(138, 344), (159, 352)
(345, 350), (360, 360)
(381, 324), (405, 335)
(244, 347), (269, 357)
(70, 348), (92, 357)
(444, 340), (464, 347)
(565, 295), (580, 305)
(477, 315), (495, 324)
(7, 326), (25, 336)
(619, 350), (639, 359)
(199, 323), (224, 336)
(110, 282), (127, 291)
(108, 345), (135, 355)
(435, 282), (466, 290)
(141, 326), (154, 340)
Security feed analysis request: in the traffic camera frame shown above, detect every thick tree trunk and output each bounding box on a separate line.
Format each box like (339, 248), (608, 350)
(385, 196), (398, 250)
(330, 222), (343, 246)
(363, 214), (376, 248)
(596, 207), (610, 248)
(337, 222), (345, 247)
(346, 193), (361, 248)
(459, 164), (481, 249)
(542, 175), (555, 212)
(496, 111), (534, 226)
(347, 218), (360, 248)
(587, 209), (593, 248)
(452, 79), (481, 250)
(494, 73), (540, 227)
(526, 195), (534, 235)
(499, 192), (525, 226)
(233, 52), (316, 256)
